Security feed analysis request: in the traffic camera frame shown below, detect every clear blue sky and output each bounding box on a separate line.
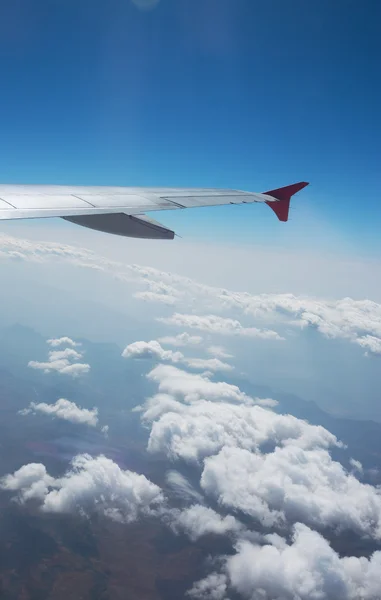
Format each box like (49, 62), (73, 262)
(0, 0), (380, 251)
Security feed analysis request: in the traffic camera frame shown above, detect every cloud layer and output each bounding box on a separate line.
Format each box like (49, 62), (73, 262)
(1, 232), (381, 355)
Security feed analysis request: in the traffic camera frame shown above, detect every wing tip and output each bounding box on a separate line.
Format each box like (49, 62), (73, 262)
(264, 181), (309, 222)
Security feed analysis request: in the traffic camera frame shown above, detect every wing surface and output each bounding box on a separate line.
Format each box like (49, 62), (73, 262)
(0, 185), (276, 220)
(0, 182), (308, 237)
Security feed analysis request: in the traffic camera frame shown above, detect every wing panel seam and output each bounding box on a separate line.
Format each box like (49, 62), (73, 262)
(71, 194), (97, 208)
(0, 197), (17, 209)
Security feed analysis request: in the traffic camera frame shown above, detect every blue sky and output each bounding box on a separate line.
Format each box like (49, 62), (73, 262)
(0, 0), (379, 252)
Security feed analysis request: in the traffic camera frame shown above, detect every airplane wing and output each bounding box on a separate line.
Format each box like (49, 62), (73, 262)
(0, 181), (308, 240)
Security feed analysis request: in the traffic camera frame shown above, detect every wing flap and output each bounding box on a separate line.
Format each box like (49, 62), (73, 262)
(62, 213), (175, 240)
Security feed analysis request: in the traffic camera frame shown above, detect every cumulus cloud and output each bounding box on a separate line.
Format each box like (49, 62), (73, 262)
(192, 523), (381, 600)
(141, 367), (381, 541)
(28, 339), (90, 377)
(146, 365), (251, 405)
(122, 340), (183, 363)
(0, 463), (55, 503)
(188, 573), (228, 600)
(159, 313), (284, 340)
(47, 337), (80, 348)
(356, 335), (381, 356)
(171, 504), (242, 541)
(48, 348), (83, 362)
(28, 359), (90, 377)
(201, 444), (381, 537)
(158, 333), (203, 347)
(142, 392), (339, 464)
(1, 454), (164, 523)
(20, 398), (98, 427)
(123, 341), (232, 373)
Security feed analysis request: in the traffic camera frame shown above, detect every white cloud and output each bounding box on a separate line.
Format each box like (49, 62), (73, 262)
(350, 458), (363, 474)
(158, 333), (203, 347)
(221, 524), (381, 600)
(47, 337), (80, 348)
(146, 365), (252, 405)
(101, 425), (110, 438)
(28, 338), (90, 377)
(122, 340), (183, 363)
(48, 348), (83, 362)
(134, 291), (177, 305)
(171, 504), (242, 541)
(142, 369), (381, 541)
(2, 232), (380, 357)
(28, 359), (90, 377)
(1, 454), (164, 523)
(142, 391), (339, 464)
(159, 313), (284, 340)
(184, 357), (233, 373)
(207, 345), (233, 359)
(355, 335), (381, 356)
(0, 463), (55, 503)
(201, 444), (381, 537)
(123, 341), (232, 373)
(20, 398), (98, 427)
(188, 573), (228, 600)
(165, 470), (204, 504)
(216, 292), (381, 357)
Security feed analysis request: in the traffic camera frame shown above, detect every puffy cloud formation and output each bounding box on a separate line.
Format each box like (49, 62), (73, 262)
(201, 445), (381, 536)
(48, 348), (83, 362)
(146, 365), (251, 405)
(122, 340), (183, 363)
(28, 359), (90, 377)
(190, 524), (381, 600)
(142, 392), (339, 464)
(142, 366), (381, 541)
(159, 313), (284, 340)
(188, 573), (228, 600)
(356, 335), (381, 356)
(158, 333), (203, 347)
(171, 504), (242, 541)
(0, 463), (55, 503)
(1, 454), (164, 523)
(47, 337), (79, 348)
(20, 398), (98, 427)
(28, 338), (90, 377)
(123, 341), (232, 373)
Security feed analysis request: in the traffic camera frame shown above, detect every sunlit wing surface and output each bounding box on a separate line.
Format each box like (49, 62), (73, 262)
(0, 182), (308, 239)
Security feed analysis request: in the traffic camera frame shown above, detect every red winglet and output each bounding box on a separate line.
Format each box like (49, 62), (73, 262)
(264, 182), (309, 222)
